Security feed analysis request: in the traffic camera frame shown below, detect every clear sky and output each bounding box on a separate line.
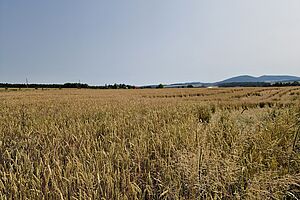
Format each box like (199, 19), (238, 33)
(1, 0), (300, 85)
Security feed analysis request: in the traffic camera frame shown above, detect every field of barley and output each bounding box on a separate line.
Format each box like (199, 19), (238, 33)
(0, 87), (299, 199)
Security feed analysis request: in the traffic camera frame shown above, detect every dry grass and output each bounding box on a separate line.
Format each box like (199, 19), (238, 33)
(0, 87), (299, 199)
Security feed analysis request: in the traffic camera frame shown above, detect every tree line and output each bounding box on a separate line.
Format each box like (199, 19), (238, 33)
(218, 81), (300, 87)
(0, 83), (137, 89)
(1, 81), (300, 89)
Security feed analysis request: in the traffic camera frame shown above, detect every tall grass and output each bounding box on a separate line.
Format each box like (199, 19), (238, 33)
(0, 88), (299, 199)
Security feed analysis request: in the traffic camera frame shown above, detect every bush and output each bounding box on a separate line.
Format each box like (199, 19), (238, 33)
(157, 84), (164, 89)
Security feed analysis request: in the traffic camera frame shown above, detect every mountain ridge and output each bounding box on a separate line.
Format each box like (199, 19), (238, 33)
(218, 75), (300, 84)
(161, 75), (300, 88)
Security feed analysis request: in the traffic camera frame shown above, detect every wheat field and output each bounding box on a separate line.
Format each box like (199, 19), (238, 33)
(0, 87), (299, 199)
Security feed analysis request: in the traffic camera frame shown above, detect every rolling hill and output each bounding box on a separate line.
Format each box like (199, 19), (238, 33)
(218, 75), (300, 84)
(161, 75), (300, 88)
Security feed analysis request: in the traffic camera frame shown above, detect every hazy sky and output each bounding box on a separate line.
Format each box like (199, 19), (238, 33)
(1, 0), (300, 85)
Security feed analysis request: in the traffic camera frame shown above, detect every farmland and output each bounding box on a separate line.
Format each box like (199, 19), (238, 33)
(0, 87), (299, 199)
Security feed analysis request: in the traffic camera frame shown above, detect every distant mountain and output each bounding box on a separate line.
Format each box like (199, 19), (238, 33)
(217, 75), (258, 83)
(256, 75), (300, 82)
(152, 75), (300, 88)
(218, 75), (300, 84)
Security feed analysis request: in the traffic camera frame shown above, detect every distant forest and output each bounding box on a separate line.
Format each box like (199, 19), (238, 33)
(218, 81), (300, 87)
(0, 81), (300, 89)
(0, 83), (136, 89)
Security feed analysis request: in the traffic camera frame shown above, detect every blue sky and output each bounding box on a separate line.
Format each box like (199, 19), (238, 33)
(1, 0), (300, 85)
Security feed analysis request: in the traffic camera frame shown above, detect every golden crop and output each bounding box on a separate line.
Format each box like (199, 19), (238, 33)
(0, 87), (299, 199)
